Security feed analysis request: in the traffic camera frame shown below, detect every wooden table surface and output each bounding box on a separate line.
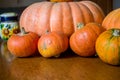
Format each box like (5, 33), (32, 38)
(0, 41), (120, 80)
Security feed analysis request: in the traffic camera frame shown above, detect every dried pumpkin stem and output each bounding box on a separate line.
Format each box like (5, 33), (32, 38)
(45, 30), (50, 34)
(54, 54), (60, 58)
(113, 29), (120, 36)
(20, 27), (28, 35)
(77, 23), (84, 29)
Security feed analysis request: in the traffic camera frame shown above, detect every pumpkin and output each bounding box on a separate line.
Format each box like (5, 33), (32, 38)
(70, 22), (104, 57)
(7, 28), (39, 57)
(37, 31), (68, 57)
(20, 1), (105, 37)
(96, 28), (120, 65)
(102, 8), (120, 30)
(50, 0), (73, 2)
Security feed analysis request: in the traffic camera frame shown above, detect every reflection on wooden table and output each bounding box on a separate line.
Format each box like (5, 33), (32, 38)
(0, 41), (15, 62)
(0, 40), (120, 80)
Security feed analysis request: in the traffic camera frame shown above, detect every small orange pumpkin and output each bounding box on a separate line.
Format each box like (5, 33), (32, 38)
(70, 22), (104, 57)
(96, 28), (120, 65)
(7, 28), (39, 57)
(38, 31), (68, 57)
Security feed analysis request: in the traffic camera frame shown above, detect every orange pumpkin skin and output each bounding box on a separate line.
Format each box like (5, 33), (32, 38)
(38, 31), (68, 57)
(70, 23), (104, 57)
(102, 8), (120, 30)
(96, 29), (120, 65)
(20, 1), (105, 37)
(7, 32), (39, 57)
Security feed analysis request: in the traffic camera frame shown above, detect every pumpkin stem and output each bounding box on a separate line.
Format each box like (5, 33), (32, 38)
(54, 54), (60, 58)
(113, 29), (120, 36)
(77, 23), (84, 29)
(20, 27), (28, 35)
(45, 30), (50, 34)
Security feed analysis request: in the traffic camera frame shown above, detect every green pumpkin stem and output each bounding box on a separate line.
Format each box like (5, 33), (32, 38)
(54, 54), (60, 58)
(113, 29), (120, 36)
(20, 27), (28, 35)
(77, 23), (84, 29)
(45, 30), (50, 34)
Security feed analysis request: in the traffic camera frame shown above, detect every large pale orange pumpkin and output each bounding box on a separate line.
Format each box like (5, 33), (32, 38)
(20, 1), (105, 37)
(96, 28), (120, 65)
(70, 22), (104, 57)
(102, 8), (120, 30)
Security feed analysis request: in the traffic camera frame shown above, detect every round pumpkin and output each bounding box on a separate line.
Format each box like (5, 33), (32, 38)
(70, 22), (104, 57)
(102, 8), (120, 30)
(7, 28), (39, 57)
(38, 31), (68, 57)
(20, 1), (105, 37)
(96, 28), (120, 65)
